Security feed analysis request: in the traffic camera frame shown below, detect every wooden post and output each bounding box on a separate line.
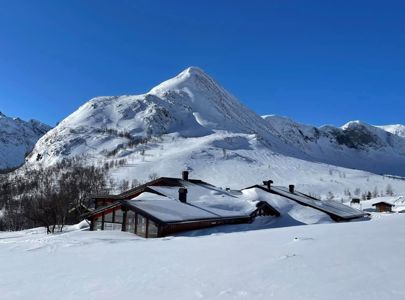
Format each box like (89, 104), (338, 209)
(122, 210), (127, 232)
(90, 218), (95, 231)
(134, 213), (138, 234)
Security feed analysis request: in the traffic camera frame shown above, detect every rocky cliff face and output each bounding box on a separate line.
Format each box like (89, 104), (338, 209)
(0, 112), (51, 170)
(263, 115), (405, 175)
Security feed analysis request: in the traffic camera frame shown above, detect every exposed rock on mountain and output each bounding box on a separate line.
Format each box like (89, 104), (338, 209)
(0, 112), (51, 170)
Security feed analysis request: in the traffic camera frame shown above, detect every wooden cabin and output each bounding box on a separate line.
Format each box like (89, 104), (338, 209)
(86, 172), (280, 238)
(372, 201), (394, 213)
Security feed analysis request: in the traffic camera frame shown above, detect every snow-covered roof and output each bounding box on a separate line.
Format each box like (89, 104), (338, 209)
(242, 184), (367, 220)
(372, 201), (394, 207)
(125, 199), (220, 223)
(270, 186), (367, 219)
(122, 182), (260, 223)
(242, 187), (333, 225)
(148, 183), (257, 217)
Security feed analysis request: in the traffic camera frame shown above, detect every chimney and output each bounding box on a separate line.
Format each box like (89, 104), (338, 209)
(289, 185), (295, 193)
(179, 188), (188, 203)
(182, 171), (189, 181)
(264, 180), (273, 191)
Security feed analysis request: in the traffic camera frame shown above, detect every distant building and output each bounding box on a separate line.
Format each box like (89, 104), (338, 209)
(372, 201), (394, 213)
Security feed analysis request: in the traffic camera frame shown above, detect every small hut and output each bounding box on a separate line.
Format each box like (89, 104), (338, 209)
(372, 201), (394, 213)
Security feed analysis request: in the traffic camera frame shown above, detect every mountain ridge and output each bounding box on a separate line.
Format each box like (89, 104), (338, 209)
(0, 112), (51, 170)
(14, 67), (405, 180)
(263, 114), (405, 175)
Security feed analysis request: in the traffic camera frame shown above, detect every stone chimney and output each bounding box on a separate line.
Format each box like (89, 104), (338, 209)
(289, 185), (295, 193)
(179, 188), (188, 203)
(264, 180), (274, 191)
(182, 171), (189, 181)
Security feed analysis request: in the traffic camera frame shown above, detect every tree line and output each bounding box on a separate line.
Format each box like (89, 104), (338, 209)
(0, 161), (109, 233)
(0, 157), (159, 233)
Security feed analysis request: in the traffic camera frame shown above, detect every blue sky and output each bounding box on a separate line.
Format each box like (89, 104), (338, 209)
(0, 0), (404, 127)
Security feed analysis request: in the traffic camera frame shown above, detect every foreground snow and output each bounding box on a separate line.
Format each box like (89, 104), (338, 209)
(1, 215), (405, 299)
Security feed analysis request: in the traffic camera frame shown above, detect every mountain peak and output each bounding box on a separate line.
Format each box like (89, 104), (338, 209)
(377, 124), (405, 138)
(149, 66), (213, 95)
(341, 120), (370, 130)
(180, 66), (207, 77)
(146, 66), (276, 136)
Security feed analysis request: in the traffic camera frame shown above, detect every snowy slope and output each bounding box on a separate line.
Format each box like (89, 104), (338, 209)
(263, 115), (405, 175)
(22, 67), (405, 197)
(1, 214), (405, 299)
(377, 124), (405, 138)
(100, 132), (404, 199)
(0, 112), (51, 170)
(26, 67), (288, 166)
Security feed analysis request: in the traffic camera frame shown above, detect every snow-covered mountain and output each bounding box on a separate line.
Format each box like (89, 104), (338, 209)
(25, 67), (296, 166)
(376, 124), (405, 138)
(24, 67), (405, 197)
(0, 112), (51, 170)
(263, 115), (405, 176)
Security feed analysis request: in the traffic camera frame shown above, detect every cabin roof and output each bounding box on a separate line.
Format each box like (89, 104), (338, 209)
(118, 177), (213, 199)
(92, 177), (214, 201)
(244, 184), (367, 220)
(146, 183), (256, 217)
(124, 199), (221, 223)
(372, 201), (394, 207)
(120, 181), (261, 223)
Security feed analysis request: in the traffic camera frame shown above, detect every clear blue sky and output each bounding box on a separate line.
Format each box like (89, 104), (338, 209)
(1, 0), (404, 127)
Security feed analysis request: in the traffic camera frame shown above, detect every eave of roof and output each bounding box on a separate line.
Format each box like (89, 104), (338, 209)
(84, 202), (121, 218)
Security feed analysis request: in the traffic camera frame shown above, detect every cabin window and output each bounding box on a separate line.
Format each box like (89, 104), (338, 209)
(136, 214), (147, 237)
(148, 220), (158, 238)
(114, 208), (123, 223)
(126, 211), (136, 233)
(94, 218), (102, 231)
(99, 208), (123, 231)
(111, 223), (122, 231)
(104, 222), (113, 230)
(104, 211), (113, 222)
